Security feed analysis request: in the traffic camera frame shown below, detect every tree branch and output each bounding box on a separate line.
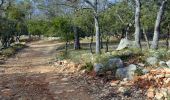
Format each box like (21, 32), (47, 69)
(83, 0), (95, 9)
(116, 14), (125, 24)
(0, 0), (4, 8)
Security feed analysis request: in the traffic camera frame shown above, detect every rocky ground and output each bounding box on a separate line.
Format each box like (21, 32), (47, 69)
(0, 40), (169, 100)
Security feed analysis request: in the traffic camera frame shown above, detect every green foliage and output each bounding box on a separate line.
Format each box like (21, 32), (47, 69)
(51, 17), (74, 41)
(27, 20), (48, 36)
(0, 2), (28, 48)
(145, 49), (169, 60)
(141, 0), (157, 29)
(135, 68), (144, 76)
(1, 48), (15, 57)
(0, 44), (26, 57)
(82, 62), (93, 71)
(73, 9), (94, 37)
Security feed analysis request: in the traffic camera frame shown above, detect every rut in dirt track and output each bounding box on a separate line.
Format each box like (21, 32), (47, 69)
(0, 40), (94, 100)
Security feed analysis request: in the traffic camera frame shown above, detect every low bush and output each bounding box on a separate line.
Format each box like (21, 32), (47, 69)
(82, 62), (93, 71)
(0, 44), (26, 57)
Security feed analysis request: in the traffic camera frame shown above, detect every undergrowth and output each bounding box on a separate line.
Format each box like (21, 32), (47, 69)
(0, 44), (26, 57)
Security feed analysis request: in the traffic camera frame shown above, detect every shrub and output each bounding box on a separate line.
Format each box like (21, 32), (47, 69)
(82, 62), (93, 71)
(0, 43), (26, 57)
(145, 49), (169, 60)
(1, 47), (15, 57)
(56, 51), (68, 60)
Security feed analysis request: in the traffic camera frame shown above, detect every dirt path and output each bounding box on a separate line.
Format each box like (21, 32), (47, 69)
(0, 40), (94, 100)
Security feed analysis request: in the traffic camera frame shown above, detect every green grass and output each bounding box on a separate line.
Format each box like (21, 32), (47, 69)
(56, 39), (170, 71)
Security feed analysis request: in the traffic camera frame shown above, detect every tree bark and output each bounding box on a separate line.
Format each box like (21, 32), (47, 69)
(166, 24), (170, 50)
(74, 26), (80, 50)
(143, 28), (150, 49)
(100, 36), (103, 49)
(125, 24), (130, 39)
(90, 35), (93, 54)
(94, 3), (100, 54)
(84, 0), (100, 54)
(105, 37), (109, 52)
(134, 0), (141, 48)
(65, 32), (69, 55)
(0, 0), (4, 8)
(151, 0), (167, 49)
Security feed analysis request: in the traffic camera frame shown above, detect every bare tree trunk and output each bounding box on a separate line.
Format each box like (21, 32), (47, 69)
(0, 0), (4, 8)
(94, 14), (100, 54)
(90, 35), (93, 54)
(143, 28), (150, 49)
(134, 0), (141, 48)
(151, 0), (167, 49)
(105, 37), (109, 52)
(166, 24), (170, 50)
(125, 24), (130, 39)
(74, 26), (80, 50)
(121, 28), (125, 39)
(84, 0), (100, 54)
(94, 0), (100, 54)
(100, 36), (103, 49)
(28, 12), (32, 40)
(65, 33), (68, 55)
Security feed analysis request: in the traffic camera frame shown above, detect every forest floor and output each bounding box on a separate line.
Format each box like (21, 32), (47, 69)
(0, 40), (96, 100)
(0, 39), (169, 100)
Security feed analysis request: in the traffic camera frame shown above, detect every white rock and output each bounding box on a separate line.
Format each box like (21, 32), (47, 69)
(126, 64), (137, 71)
(159, 61), (168, 67)
(146, 57), (158, 65)
(116, 38), (130, 50)
(126, 64), (137, 80)
(166, 60), (170, 68)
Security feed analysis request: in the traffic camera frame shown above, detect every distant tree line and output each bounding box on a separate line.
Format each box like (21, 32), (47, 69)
(0, 0), (169, 52)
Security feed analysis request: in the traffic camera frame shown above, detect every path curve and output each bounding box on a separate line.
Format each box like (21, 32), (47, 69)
(0, 40), (94, 100)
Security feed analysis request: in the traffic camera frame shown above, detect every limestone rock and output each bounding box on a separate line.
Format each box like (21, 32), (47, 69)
(115, 67), (127, 79)
(159, 61), (168, 67)
(142, 69), (149, 74)
(146, 57), (158, 65)
(125, 64), (137, 80)
(116, 64), (137, 80)
(166, 60), (170, 68)
(108, 58), (124, 69)
(116, 38), (130, 50)
(93, 63), (104, 73)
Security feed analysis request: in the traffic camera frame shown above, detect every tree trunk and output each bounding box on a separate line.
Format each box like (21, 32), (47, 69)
(134, 0), (141, 48)
(105, 37), (109, 52)
(166, 24), (170, 50)
(143, 28), (150, 49)
(90, 35), (93, 54)
(121, 28), (125, 39)
(65, 33), (69, 55)
(94, 0), (100, 54)
(125, 24), (130, 39)
(95, 14), (100, 54)
(74, 26), (80, 50)
(100, 36), (103, 49)
(151, 0), (167, 49)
